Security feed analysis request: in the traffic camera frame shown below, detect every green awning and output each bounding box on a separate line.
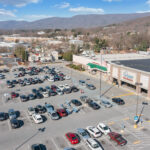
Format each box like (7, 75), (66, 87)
(87, 63), (107, 72)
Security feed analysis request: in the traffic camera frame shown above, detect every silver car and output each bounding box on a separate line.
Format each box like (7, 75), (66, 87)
(77, 128), (90, 141)
(8, 109), (17, 119)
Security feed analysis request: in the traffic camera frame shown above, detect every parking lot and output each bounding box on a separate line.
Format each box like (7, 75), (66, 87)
(0, 63), (150, 150)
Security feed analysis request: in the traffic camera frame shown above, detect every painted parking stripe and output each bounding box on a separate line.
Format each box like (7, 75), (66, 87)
(133, 140), (141, 144)
(112, 92), (135, 98)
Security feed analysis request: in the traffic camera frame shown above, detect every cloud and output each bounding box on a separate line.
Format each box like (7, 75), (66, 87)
(60, 2), (70, 8)
(23, 14), (52, 21)
(136, 10), (150, 13)
(69, 7), (104, 14)
(146, 0), (150, 7)
(0, 9), (16, 17)
(0, 0), (40, 7)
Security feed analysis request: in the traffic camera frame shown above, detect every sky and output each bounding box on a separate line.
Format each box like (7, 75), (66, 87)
(0, 0), (150, 21)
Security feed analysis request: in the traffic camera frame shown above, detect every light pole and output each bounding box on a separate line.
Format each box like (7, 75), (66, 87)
(137, 102), (148, 125)
(134, 82), (142, 128)
(100, 53), (102, 98)
(135, 82), (142, 116)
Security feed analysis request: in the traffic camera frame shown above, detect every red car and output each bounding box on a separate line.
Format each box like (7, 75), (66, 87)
(108, 132), (127, 146)
(65, 132), (79, 144)
(57, 109), (67, 117)
(11, 92), (18, 99)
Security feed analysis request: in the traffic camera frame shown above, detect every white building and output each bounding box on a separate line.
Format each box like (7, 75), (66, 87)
(69, 40), (83, 46)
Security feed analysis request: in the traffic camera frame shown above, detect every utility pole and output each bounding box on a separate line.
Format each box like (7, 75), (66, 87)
(100, 52), (102, 98)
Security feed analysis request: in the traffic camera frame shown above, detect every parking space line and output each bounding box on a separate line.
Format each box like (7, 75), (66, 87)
(108, 121), (115, 125)
(51, 138), (59, 150)
(25, 111), (33, 126)
(123, 117), (130, 121)
(133, 140), (141, 144)
(7, 120), (11, 131)
(112, 92), (134, 98)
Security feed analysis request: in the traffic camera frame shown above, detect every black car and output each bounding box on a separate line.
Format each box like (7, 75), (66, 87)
(71, 99), (82, 106)
(28, 94), (36, 100)
(63, 88), (72, 94)
(112, 98), (125, 105)
(10, 119), (20, 129)
(87, 100), (100, 110)
(71, 86), (79, 92)
(38, 87), (44, 92)
(32, 89), (38, 94)
(20, 95), (29, 102)
(12, 80), (18, 84)
(31, 144), (46, 150)
(35, 92), (43, 99)
(35, 105), (46, 114)
(0, 112), (7, 121)
(86, 84), (96, 90)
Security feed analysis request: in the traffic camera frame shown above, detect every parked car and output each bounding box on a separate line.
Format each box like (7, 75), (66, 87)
(0, 112), (7, 121)
(35, 92), (43, 99)
(32, 113), (43, 124)
(65, 75), (71, 80)
(97, 123), (111, 135)
(87, 100), (100, 110)
(71, 99), (82, 106)
(42, 91), (49, 98)
(28, 94), (36, 100)
(64, 148), (76, 150)
(63, 88), (72, 94)
(45, 103), (54, 112)
(71, 86), (79, 92)
(86, 84), (96, 90)
(31, 144), (46, 150)
(20, 95), (29, 102)
(79, 80), (86, 86)
(35, 105), (46, 114)
(8, 109), (17, 119)
(108, 132), (127, 146)
(86, 138), (103, 150)
(86, 126), (102, 138)
(112, 98), (125, 105)
(48, 111), (59, 120)
(80, 95), (89, 103)
(100, 99), (112, 108)
(28, 107), (36, 116)
(77, 128), (90, 141)
(65, 132), (79, 144)
(11, 92), (19, 99)
(10, 119), (20, 129)
(57, 109), (67, 117)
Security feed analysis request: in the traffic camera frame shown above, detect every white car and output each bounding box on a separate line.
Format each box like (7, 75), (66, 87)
(58, 85), (65, 91)
(27, 107), (35, 116)
(86, 126), (102, 138)
(42, 91), (49, 98)
(32, 113), (43, 124)
(86, 138), (103, 150)
(65, 75), (71, 80)
(97, 123), (111, 135)
(64, 84), (70, 89)
(47, 76), (54, 82)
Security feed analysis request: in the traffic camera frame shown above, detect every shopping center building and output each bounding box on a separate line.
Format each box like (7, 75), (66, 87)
(73, 51), (150, 98)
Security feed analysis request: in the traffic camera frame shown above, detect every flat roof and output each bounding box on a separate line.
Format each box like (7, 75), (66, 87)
(112, 59), (150, 72)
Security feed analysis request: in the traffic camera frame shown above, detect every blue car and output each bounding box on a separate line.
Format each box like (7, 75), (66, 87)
(77, 128), (90, 141)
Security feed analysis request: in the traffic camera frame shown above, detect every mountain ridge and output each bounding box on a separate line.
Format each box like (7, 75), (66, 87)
(1, 13), (150, 30)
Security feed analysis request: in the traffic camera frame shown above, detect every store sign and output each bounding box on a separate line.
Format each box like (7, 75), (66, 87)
(123, 71), (134, 82)
(121, 70), (136, 83)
